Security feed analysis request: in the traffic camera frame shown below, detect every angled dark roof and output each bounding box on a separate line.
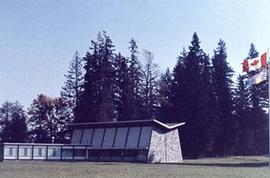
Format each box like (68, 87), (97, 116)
(69, 119), (185, 130)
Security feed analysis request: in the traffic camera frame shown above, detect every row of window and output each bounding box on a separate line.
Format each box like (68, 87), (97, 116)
(71, 126), (152, 149)
(5, 146), (148, 162)
(5, 146), (58, 157)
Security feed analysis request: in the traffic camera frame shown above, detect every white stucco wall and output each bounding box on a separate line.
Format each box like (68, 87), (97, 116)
(148, 128), (183, 163)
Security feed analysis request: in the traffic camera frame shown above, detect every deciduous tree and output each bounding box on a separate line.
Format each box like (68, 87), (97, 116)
(28, 94), (69, 143)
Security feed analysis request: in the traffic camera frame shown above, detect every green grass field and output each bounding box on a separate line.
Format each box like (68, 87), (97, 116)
(0, 156), (269, 178)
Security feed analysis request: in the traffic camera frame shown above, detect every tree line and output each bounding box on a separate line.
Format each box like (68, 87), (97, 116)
(0, 32), (268, 158)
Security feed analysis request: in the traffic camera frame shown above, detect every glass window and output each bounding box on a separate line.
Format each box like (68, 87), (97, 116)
(81, 129), (94, 145)
(100, 150), (110, 161)
(70, 129), (83, 144)
(87, 149), (99, 161)
(126, 127), (141, 148)
(114, 127), (128, 148)
(124, 150), (136, 162)
(62, 148), (73, 158)
(23, 148), (27, 156)
(74, 149), (86, 157)
(102, 128), (116, 148)
(136, 149), (147, 162)
(138, 126), (152, 148)
(38, 148), (42, 156)
(52, 148), (57, 156)
(110, 149), (124, 161)
(9, 147), (13, 156)
(91, 128), (105, 148)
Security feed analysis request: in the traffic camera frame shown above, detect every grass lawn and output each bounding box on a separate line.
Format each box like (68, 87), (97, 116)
(0, 156), (269, 178)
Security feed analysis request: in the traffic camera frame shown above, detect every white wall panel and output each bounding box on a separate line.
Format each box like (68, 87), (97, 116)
(102, 128), (116, 148)
(33, 146), (46, 159)
(126, 127), (141, 148)
(91, 128), (105, 148)
(70, 129), (83, 144)
(19, 146), (32, 159)
(114, 127), (128, 148)
(4, 146), (17, 159)
(47, 146), (61, 159)
(138, 126), (152, 148)
(81, 129), (94, 145)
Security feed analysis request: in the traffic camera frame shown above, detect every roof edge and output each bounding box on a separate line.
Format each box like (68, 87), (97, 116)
(153, 119), (185, 129)
(69, 119), (185, 130)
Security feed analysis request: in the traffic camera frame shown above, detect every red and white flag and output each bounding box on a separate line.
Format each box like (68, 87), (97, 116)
(242, 51), (268, 73)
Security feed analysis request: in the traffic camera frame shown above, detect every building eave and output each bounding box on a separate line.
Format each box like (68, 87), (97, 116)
(69, 119), (185, 130)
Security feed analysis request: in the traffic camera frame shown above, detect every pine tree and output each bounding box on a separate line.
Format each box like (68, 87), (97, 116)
(77, 31), (116, 122)
(170, 48), (187, 123)
(212, 40), (235, 155)
(114, 53), (132, 121)
(235, 75), (255, 155)
(61, 51), (83, 122)
(0, 101), (27, 142)
(128, 38), (144, 120)
(171, 33), (218, 157)
(197, 52), (219, 157)
(157, 68), (173, 122)
(76, 41), (99, 123)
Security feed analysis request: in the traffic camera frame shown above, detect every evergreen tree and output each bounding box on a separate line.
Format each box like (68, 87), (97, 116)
(61, 51), (83, 122)
(171, 33), (218, 157)
(127, 38), (144, 120)
(77, 31), (116, 122)
(170, 48), (187, 122)
(114, 39), (144, 121)
(76, 41), (99, 123)
(0, 101), (27, 142)
(157, 68), (173, 122)
(0, 102), (14, 132)
(212, 40), (235, 155)
(114, 53), (132, 121)
(129, 39), (142, 95)
(197, 52), (220, 157)
(235, 75), (255, 155)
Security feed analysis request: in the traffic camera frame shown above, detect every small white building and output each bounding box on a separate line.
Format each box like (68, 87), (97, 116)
(2, 119), (185, 163)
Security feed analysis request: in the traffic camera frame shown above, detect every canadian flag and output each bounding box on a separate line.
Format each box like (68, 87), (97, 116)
(242, 52), (268, 72)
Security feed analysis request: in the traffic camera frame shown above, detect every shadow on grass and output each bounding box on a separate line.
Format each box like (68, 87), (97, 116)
(180, 162), (269, 168)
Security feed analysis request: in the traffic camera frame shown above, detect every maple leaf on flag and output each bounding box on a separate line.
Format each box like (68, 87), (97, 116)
(242, 50), (268, 73)
(251, 59), (259, 66)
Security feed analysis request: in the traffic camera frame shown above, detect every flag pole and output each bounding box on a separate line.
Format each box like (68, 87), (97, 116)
(268, 48), (270, 169)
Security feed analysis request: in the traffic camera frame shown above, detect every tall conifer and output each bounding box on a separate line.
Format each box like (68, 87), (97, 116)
(212, 40), (235, 155)
(61, 51), (83, 122)
(171, 33), (218, 157)
(235, 75), (255, 155)
(77, 32), (116, 122)
(157, 68), (173, 122)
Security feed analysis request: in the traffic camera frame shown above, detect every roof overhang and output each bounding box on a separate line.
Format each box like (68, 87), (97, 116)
(153, 119), (185, 130)
(69, 119), (185, 130)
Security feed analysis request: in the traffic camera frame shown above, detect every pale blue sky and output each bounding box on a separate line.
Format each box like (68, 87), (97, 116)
(1, 0), (270, 107)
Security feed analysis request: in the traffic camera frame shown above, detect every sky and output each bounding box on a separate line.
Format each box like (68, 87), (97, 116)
(1, 0), (270, 108)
